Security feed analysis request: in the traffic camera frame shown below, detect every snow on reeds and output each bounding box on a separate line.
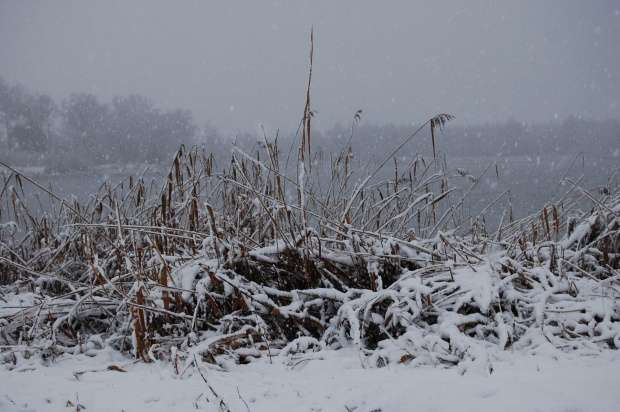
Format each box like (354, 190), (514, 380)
(1, 121), (618, 375)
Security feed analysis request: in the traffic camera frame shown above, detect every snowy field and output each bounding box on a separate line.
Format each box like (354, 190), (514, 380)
(1, 348), (619, 412)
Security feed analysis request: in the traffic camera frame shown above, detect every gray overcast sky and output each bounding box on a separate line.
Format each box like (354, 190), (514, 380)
(1, 0), (619, 136)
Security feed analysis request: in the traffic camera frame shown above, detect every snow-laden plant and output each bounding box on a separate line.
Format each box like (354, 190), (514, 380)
(1, 124), (619, 374)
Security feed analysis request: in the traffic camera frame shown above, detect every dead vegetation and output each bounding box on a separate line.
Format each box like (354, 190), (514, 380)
(0, 32), (618, 372)
(0, 120), (618, 373)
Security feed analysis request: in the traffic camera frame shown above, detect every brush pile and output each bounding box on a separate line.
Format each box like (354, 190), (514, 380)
(1, 119), (619, 374)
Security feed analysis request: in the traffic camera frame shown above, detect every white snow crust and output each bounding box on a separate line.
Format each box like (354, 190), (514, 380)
(1, 347), (618, 411)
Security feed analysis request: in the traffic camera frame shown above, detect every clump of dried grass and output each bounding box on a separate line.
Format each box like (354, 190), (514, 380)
(1, 127), (618, 373)
(1, 32), (618, 371)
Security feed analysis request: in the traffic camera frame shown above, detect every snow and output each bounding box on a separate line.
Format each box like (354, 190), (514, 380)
(1, 348), (618, 411)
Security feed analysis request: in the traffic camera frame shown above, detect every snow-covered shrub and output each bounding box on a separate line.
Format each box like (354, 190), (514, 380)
(1, 119), (618, 374)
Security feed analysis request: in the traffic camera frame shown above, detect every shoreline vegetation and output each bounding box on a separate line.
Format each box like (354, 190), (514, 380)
(1, 117), (618, 374)
(1, 35), (618, 378)
(1, 75), (619, 177)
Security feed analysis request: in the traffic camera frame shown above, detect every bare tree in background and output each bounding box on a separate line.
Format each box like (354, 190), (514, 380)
(0, 77), (55, 153)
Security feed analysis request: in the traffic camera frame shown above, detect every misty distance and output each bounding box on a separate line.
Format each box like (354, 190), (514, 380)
(1, 75), (617, 175)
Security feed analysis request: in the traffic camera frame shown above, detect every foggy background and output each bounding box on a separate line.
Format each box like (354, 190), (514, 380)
(1, 0), (619, 136)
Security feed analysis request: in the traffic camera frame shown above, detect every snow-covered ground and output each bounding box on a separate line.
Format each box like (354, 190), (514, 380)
(1, 348), (618, 412)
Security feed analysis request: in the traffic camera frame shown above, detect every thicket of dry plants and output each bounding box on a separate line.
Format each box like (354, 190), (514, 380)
(1, 115), (618, 374)
(1, 32), (619, 373)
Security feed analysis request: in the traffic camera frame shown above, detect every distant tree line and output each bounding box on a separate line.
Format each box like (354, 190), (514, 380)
(0, 76), (207, 168)
(2, 76), (617, 171)
(0, 77), (55, 153)
(307, 115), (619, 161)
(60, 93), (197, 164)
